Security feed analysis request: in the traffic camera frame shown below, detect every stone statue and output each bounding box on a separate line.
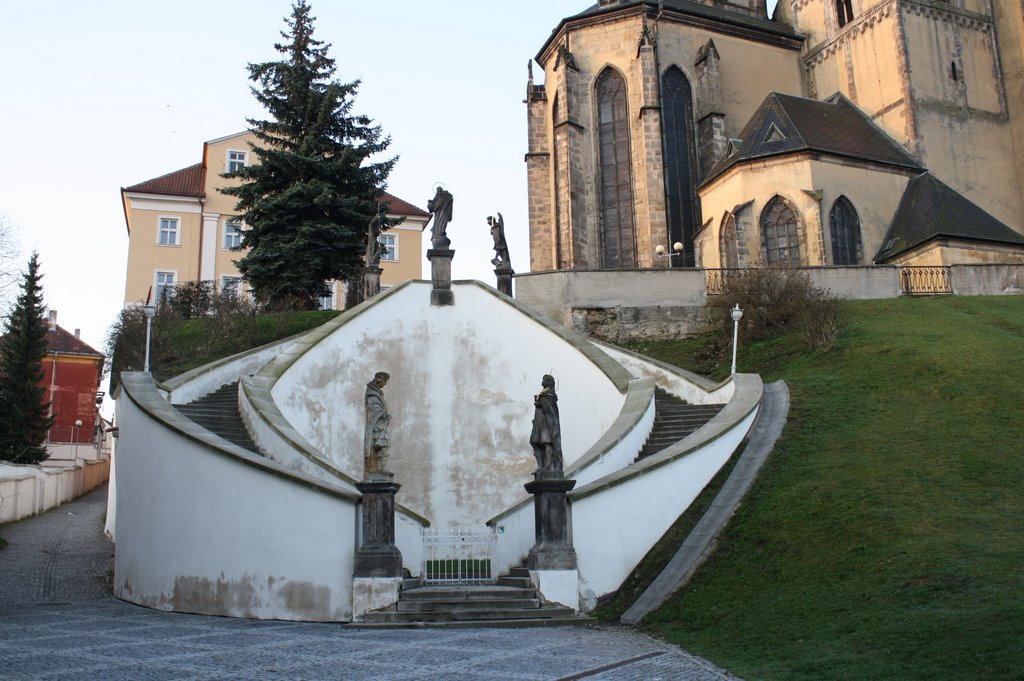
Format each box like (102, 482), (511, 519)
(530, 374), (563, 476)
(488, 213), (511, 269)
(364, 371), (392, 476)
(365, 211), (384, 267)
(427, 186), (453, 248)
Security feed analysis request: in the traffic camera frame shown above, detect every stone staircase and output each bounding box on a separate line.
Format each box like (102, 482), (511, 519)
(635, 388), (725, 461)
(361, 567), (592, 627)
(174, 381), (261, 454)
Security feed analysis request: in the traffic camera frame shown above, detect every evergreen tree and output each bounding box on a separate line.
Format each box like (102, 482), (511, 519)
(0, 252), (53, 463)
(223, 0), (396, 310)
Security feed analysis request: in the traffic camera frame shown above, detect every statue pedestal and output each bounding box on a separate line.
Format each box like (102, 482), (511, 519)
(363, 265), (382, 300)
(524, 476), (578, 610)
(494, 266), (514, 297)
(427, 248), (455, 306)
(352, 477), (403, 621)
(354, 478), (402, 577)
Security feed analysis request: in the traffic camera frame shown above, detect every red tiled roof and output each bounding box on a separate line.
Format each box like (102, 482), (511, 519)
(46, 325), (103, 358)
(379, 191), (430, 218)
(123, 163), (205, 197)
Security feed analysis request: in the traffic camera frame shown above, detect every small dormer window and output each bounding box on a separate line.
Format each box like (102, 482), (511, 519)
(764, 123), (786, 144)
(836, 0), (854, 27)
(227, 150), (247, 173)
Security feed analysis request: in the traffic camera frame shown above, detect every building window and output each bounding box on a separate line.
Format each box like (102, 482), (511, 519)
(379, 233), (397, 261)
(829, 196), (862, 265)
(155, 271), (176, 303)
(720, 214), (739, 268)
(836, 0), (854, 27)
(158, 217), (179, 246)
(761, 196), (802, 266)
(662, 66), (700, 268)
(223, 219), (243, 249)
(227, 150), (247, 174)
(220, 276), (242, 297)
(318, 283), (335, 311)
(596, 67), (636, 269)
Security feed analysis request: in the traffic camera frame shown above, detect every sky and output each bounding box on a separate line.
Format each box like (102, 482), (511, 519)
(0, 0), (777, 409)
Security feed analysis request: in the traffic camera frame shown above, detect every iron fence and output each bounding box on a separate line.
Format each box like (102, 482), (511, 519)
(422, 527), (496, 585)
(899, 266), (952, 295)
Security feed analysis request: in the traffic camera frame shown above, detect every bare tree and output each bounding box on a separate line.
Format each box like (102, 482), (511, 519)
(0, 213), (23, 314)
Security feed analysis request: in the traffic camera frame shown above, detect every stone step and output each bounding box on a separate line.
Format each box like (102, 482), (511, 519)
(363, 606), (575, 624)
(497, 576), (532, 588)
(349, 616), (597, 629)
(398, 597), (540, 612)
(399, 586), (535, 601)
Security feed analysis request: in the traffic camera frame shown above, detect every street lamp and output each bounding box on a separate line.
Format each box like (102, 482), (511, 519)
(73, 419), (83, 461)
(730, 304), (744, 375)
(143, 303), (156, 373)
(655, 242), (684, 260)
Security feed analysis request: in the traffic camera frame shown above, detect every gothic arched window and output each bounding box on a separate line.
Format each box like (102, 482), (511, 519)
(662, 66), (699, 267)
(720, 213), (738, 268)
(553, 94), (564, 268)
(760, 196), (802, 266)
(836, 0), (854, 27)
(596, 68), (636, 269)
(829, 196), (862, 265)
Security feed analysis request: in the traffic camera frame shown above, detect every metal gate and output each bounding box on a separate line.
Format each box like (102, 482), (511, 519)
(422, 527), (496, 585)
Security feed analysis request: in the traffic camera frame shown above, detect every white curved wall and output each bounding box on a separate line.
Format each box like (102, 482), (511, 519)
(270, 282), (627, 527)
(114, 376), (358, 622)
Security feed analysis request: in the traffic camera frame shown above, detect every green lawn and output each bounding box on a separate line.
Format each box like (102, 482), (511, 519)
(628, 296), (1024, 681)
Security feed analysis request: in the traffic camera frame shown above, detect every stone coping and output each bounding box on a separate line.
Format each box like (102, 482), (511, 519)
(254, 280), (634, 392)
(239, 374), (430, 528)
(119, 372), (360, 504)
(570, 373), (763, 502)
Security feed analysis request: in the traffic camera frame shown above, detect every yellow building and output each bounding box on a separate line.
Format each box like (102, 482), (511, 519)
(121, 131), (430, 307)
(526, 0), (1024, 272)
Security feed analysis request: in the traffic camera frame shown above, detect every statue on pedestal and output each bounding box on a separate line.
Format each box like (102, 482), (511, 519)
(487, 213), (511, 269)
(530, 374), (563, 476)
(365, 211), (385, 267)
(364, 371), (392, 477)
(427, 186), (453, 249)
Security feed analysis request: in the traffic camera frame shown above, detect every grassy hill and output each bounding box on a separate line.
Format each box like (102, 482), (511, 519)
(619, 296), (1024, 681)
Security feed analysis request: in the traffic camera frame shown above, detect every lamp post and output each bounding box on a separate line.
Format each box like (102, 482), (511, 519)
(730, 304), (743, 374)
(655, 242), (684, 262)
(73, 419), (82, 461)
(143, 303), (156, 373)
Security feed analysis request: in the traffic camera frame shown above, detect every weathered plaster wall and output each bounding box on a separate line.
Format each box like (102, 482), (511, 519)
(269, 282), (628, 528)
(114, 375), (358, 622)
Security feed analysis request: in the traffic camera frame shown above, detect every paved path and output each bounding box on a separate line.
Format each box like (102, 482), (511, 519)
(0, 486), (742, 681)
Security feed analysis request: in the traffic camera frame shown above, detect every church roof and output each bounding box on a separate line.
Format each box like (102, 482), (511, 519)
(123, 163), (205, 197)
(540, 0), (801, 60)
(873, 172), (1024, 262)
(573, 0), (796, 36)
(704, 92), (922, 185)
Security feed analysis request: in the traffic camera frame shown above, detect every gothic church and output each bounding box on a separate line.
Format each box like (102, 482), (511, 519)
(525, 0), (1024, 272)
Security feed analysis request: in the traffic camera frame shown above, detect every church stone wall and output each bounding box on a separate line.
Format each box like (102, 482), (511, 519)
(699, 155), (913, 267)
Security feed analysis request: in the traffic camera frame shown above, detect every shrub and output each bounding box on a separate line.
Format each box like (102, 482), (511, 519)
(708, 267), (843, 355)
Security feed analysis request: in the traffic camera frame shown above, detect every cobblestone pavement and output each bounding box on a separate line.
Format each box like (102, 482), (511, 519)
(0, 486), (742, 681)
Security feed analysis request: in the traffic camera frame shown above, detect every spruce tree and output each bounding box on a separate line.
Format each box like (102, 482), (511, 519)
(0, 252), (53, 463)
(223, 0), (396, 309)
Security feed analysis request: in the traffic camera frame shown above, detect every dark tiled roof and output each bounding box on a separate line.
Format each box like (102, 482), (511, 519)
(572, 0), (798, 37)
(379, 191), (430, 218)
(47, 325), (103, 358)
(704, 92), (921, 184)
(874, 172), (1024, 262)
(123, 163), (205, 197)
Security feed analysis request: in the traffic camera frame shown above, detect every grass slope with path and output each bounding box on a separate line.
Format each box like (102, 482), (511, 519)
(618, 296), (1023, 681)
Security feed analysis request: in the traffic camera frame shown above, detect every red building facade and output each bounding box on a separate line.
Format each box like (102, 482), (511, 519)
(42, 314), (104, 450)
